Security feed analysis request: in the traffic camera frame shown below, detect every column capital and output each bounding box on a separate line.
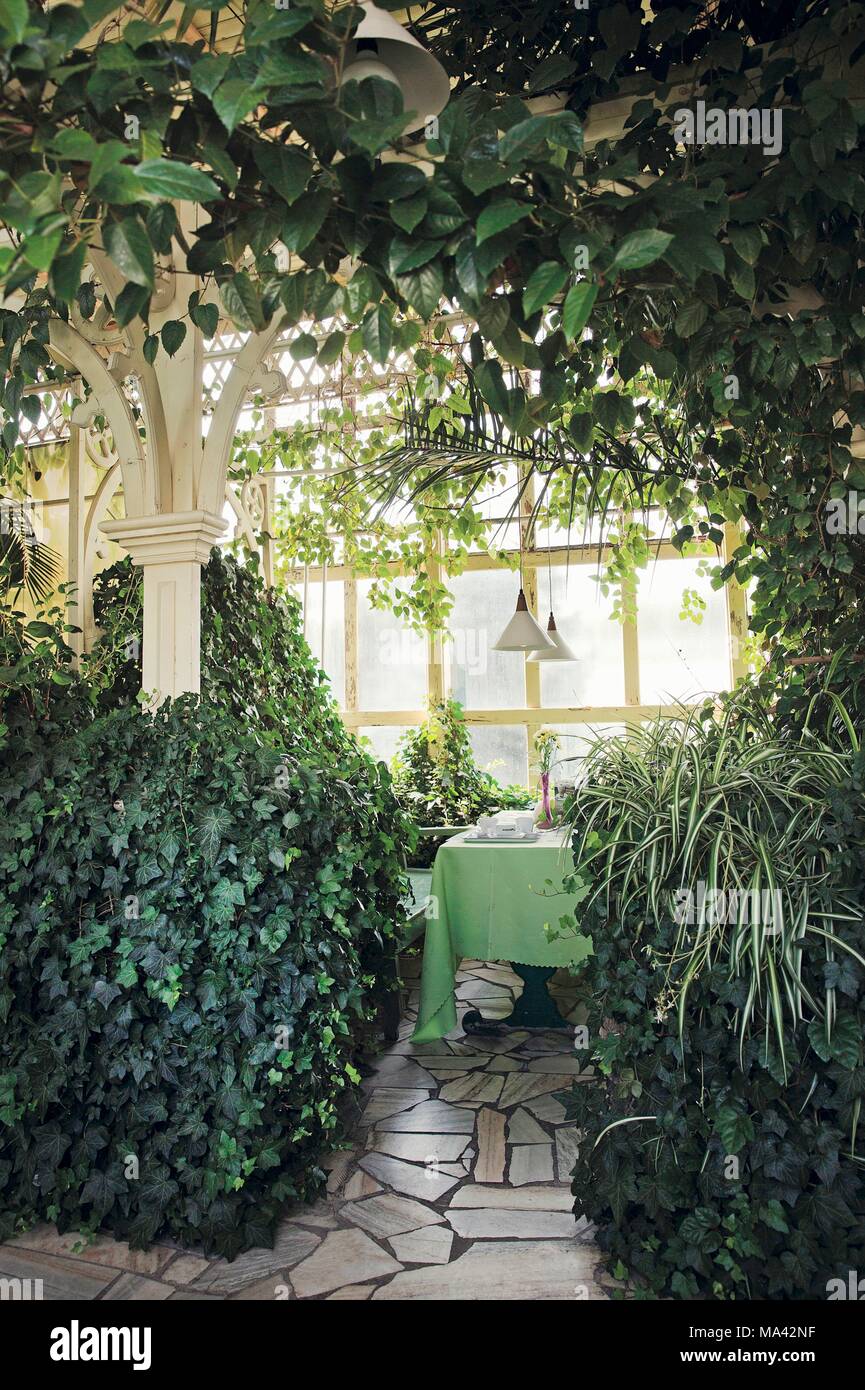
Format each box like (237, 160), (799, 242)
(100, 510), (226, 566)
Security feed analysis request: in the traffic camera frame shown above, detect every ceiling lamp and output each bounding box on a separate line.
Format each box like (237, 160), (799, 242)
(527, 513), (578, 662)
(340, 2), (451, 135)
(493, 588), (555, 653)
(528, 611), (578, 662)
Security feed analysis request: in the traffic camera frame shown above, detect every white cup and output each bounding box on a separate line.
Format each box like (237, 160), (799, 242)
(514, 813), (534, 836)
(477, 815), (495, 837)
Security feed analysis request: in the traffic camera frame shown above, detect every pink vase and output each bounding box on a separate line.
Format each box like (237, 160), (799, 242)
(537, 771), (555, 828)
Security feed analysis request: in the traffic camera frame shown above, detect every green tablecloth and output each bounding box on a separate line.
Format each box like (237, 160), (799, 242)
(411, 828), (593, 1042)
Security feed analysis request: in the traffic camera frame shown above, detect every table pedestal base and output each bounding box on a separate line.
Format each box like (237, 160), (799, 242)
(463, 963), (570, 1034)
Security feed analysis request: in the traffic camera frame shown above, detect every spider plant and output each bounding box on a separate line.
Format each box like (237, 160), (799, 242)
(563, 690), (865, 1081)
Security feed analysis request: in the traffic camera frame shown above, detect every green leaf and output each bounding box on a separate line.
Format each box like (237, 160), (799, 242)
(362, 305), (393, 364)
(522, 261), (567, 317)
(289, 332), (317, 360)
(0, 0), (29, 45)
(562, 281), (598, 341)
(49, 241), (88, 304)
(281, 190), (331, 253)
(160, 320), (187, 357)
(728, 225), (763, 266)
(221, 272), (265, 332)
(212, 79), (261, 135)
(475, 297), (510, 340)
(476, 200), (531, 246)
(714, 1105), (755, 1154)
(134, 159), (220, 203)
(317, 330), (345, 366)
(190, 300), (219, 338)
(253, 142), (310, 207)
(675, 299), (708, 338)
(390, 192), (427, 235)
(474, 359), (509, 415)
(499, 111), (583, 162)
(612, 229), (674, 271)
(103, 217), (154, 290)
(395, 263), (443, 319)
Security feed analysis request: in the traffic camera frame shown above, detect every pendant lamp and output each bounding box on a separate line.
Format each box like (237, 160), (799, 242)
(493, 587), (555, 652)
(528, 513), (578, 662)
(529, 610), (578, 662)
(341, 3), (451, 134)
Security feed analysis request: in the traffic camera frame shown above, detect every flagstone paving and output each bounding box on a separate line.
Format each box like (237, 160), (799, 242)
(0, 958), (607, 1301)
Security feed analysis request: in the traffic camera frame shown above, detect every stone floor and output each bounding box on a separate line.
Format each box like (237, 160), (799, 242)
(0, 958), (609, 1301)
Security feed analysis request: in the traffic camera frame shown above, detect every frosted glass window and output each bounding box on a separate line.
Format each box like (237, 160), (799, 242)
(467, 725), (528, 788)
(637, 559), (730, 703)
(539, 723), (627, 789)
(538, 567), (624, 706)
(357, 579), (428, 711)
(302, 581), (345, 706)
(446, 569), (526, 709)
(358, 726), (410, 765)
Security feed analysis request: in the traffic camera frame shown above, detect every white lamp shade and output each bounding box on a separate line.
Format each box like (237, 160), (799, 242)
(341, 54), (402, 90)
(493, 589), (555, 652)
(344, 1), (451, 134)
(528, 612), (578, 662)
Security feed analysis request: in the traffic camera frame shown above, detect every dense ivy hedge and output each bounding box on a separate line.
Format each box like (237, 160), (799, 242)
(391, 698), (532, 865)
(0, 555), (412, 1257)
(563, 748), (865, 1300)
(91, 549), (352, 757)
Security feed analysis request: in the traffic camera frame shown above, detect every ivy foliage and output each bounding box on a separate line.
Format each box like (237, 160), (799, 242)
(391, 698), (532, 864)
(0, 554), (412, 1258)
(559, 697), (865, 1299)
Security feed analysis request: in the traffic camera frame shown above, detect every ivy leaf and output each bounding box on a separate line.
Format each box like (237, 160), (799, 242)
(197, 806), (233, 865)
(103, 216), (154, 290)
(611, 229), (673, 271)
(522, 261), (567, 317)
(476, 199), (531, 245)
(221, 272), (265, 332)
(562, 282), (598, 341)
(714, 1105), (755, 1154)
(134, 159), (220, 203)
(362, 304), (393, 363)
(160, 320), (186, 357)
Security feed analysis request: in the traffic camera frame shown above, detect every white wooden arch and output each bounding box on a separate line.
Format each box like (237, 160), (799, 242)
(47, 319), (156, 516)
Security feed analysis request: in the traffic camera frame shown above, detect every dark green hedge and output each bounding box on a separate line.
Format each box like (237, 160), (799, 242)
(563, 753), (865, 1300)
(0, 554), (411, 1257)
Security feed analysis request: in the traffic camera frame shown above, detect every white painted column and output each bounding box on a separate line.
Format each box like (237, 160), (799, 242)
(66, 424), (86, 664)
(100, 511), (226, 701)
